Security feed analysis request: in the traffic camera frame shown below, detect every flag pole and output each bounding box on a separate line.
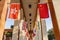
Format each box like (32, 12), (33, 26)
(38, 0), (43, 40)
(40, 19), (43, 40)
(18, 8), (24, 40)
(37, 7), (43, 40)
(39, 0), (48, 40)
(18, 9), (20, 40)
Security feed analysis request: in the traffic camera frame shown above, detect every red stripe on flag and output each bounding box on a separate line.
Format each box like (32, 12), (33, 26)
(38, 3), (49, 18)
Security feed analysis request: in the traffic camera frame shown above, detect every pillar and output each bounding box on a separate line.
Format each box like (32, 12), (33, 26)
(21, 0), (38, 40)
(52, 0), (60, 33)
(0, 0), (8, 40)
(48, 0), (60, 40)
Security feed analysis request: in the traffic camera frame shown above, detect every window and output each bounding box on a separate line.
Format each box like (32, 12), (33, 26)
(30, 23), (31, 24)
(30, 19), (31, 21)
(29, 4), (32, 8)
(29, 13), (31, 16)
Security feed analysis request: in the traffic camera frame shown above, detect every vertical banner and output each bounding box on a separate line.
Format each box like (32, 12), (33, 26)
(9, 3), (20, 19)
(38, 3), (49, 18)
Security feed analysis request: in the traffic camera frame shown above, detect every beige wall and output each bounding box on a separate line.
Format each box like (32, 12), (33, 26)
(52, 0), (60, 32)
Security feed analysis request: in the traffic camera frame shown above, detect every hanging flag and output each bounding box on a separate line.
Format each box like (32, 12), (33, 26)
(38, 3), (49, 18)
(9, 3), (20, 19)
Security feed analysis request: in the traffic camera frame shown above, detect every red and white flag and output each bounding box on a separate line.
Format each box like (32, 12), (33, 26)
(38, 3), (49, 18)
(9, 3), (20, 19)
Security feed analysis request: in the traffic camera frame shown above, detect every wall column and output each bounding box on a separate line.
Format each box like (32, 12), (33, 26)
(0, 0), (8, 40)
(48, 0), (60, 40)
